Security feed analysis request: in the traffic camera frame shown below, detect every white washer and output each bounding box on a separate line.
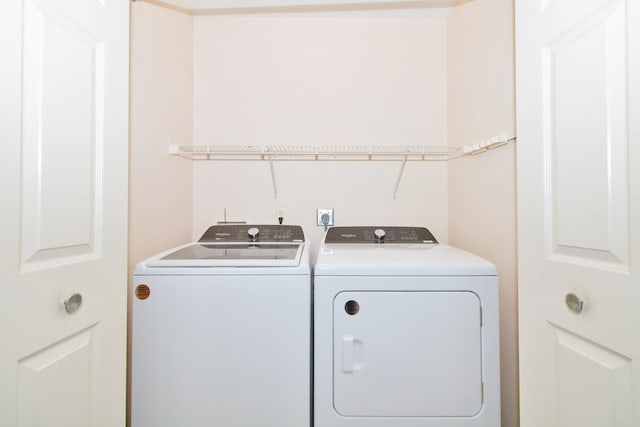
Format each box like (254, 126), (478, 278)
(131, 224), (311, 427)
(314, 226), (500, 427)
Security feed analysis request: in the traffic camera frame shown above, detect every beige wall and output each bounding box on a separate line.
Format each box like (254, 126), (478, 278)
(191, 12), (451, 245)
(447, 1), (518, 426)
(128, 2), (194, 422)
(129, 2), (194, 268)
(128, 3), (518, 425)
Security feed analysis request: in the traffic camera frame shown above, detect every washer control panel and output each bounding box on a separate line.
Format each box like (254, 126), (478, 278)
(199, 224), (305, 243)
(325, 226), (438, 244)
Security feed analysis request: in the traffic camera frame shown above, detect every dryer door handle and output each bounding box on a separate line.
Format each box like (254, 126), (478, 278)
(342, 335), (354, 372)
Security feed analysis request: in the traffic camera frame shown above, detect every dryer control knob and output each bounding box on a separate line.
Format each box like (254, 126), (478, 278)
(374, 228), (386, 242)
(248, 227), (260, 241)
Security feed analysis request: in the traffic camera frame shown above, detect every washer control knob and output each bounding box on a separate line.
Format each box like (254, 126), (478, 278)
(374, 228), (386, 242)
(248, 227), (260, 241)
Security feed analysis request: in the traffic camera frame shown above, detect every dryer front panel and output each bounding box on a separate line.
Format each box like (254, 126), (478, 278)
(333, 291), (482, 417)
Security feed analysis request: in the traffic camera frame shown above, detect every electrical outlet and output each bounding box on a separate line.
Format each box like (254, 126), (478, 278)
(317, 209), (334, 227)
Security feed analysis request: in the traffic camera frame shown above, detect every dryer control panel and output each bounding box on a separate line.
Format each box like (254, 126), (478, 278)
(199, 224), (305, 243)
(325, 226), (438, 244)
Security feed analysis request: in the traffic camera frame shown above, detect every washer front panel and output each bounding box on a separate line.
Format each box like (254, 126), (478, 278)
(314, 274), (501, 427)
(131, 274), (310, 427)
(333, 290), (482, 417)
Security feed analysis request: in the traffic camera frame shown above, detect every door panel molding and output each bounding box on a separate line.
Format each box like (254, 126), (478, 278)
(542, 0), (629, 271)
(18, 326), (98, 427)
(20, 0), (106, 271)
(551, 323), (633, 427)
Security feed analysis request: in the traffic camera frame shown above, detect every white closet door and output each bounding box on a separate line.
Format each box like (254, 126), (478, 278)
(516, 0), (639, 425)
(0, 0), (129, 426)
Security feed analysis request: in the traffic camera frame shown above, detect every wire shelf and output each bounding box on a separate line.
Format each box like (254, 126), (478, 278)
(167, 134), (516, 199)
(168, 144), (465, 161)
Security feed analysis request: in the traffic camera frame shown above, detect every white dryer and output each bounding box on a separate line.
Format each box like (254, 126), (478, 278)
(131, 224), (311, 427)
(314, 226), (500, 427)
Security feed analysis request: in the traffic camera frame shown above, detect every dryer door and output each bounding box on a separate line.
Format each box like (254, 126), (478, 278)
(333, 291), (483, 417)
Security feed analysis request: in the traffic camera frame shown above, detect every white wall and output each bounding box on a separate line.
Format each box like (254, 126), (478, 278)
(447, 0), (518, 426)
(192, 12), (451, 245)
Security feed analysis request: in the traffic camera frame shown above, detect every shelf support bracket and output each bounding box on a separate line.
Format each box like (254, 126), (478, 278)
(267, 149), (278, 199)
(393, 150), (409, 199)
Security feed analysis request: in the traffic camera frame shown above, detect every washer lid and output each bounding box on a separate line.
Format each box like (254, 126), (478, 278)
(146, 242), (304, 267)
(315, 244), (497, 276)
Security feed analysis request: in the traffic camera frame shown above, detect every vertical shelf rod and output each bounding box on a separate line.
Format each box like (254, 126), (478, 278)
(393, 149), (409, 199)
(267, 148), (278, 199)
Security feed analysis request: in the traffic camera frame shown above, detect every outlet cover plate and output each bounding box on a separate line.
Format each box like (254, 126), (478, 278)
(317, 209), (334, 226)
